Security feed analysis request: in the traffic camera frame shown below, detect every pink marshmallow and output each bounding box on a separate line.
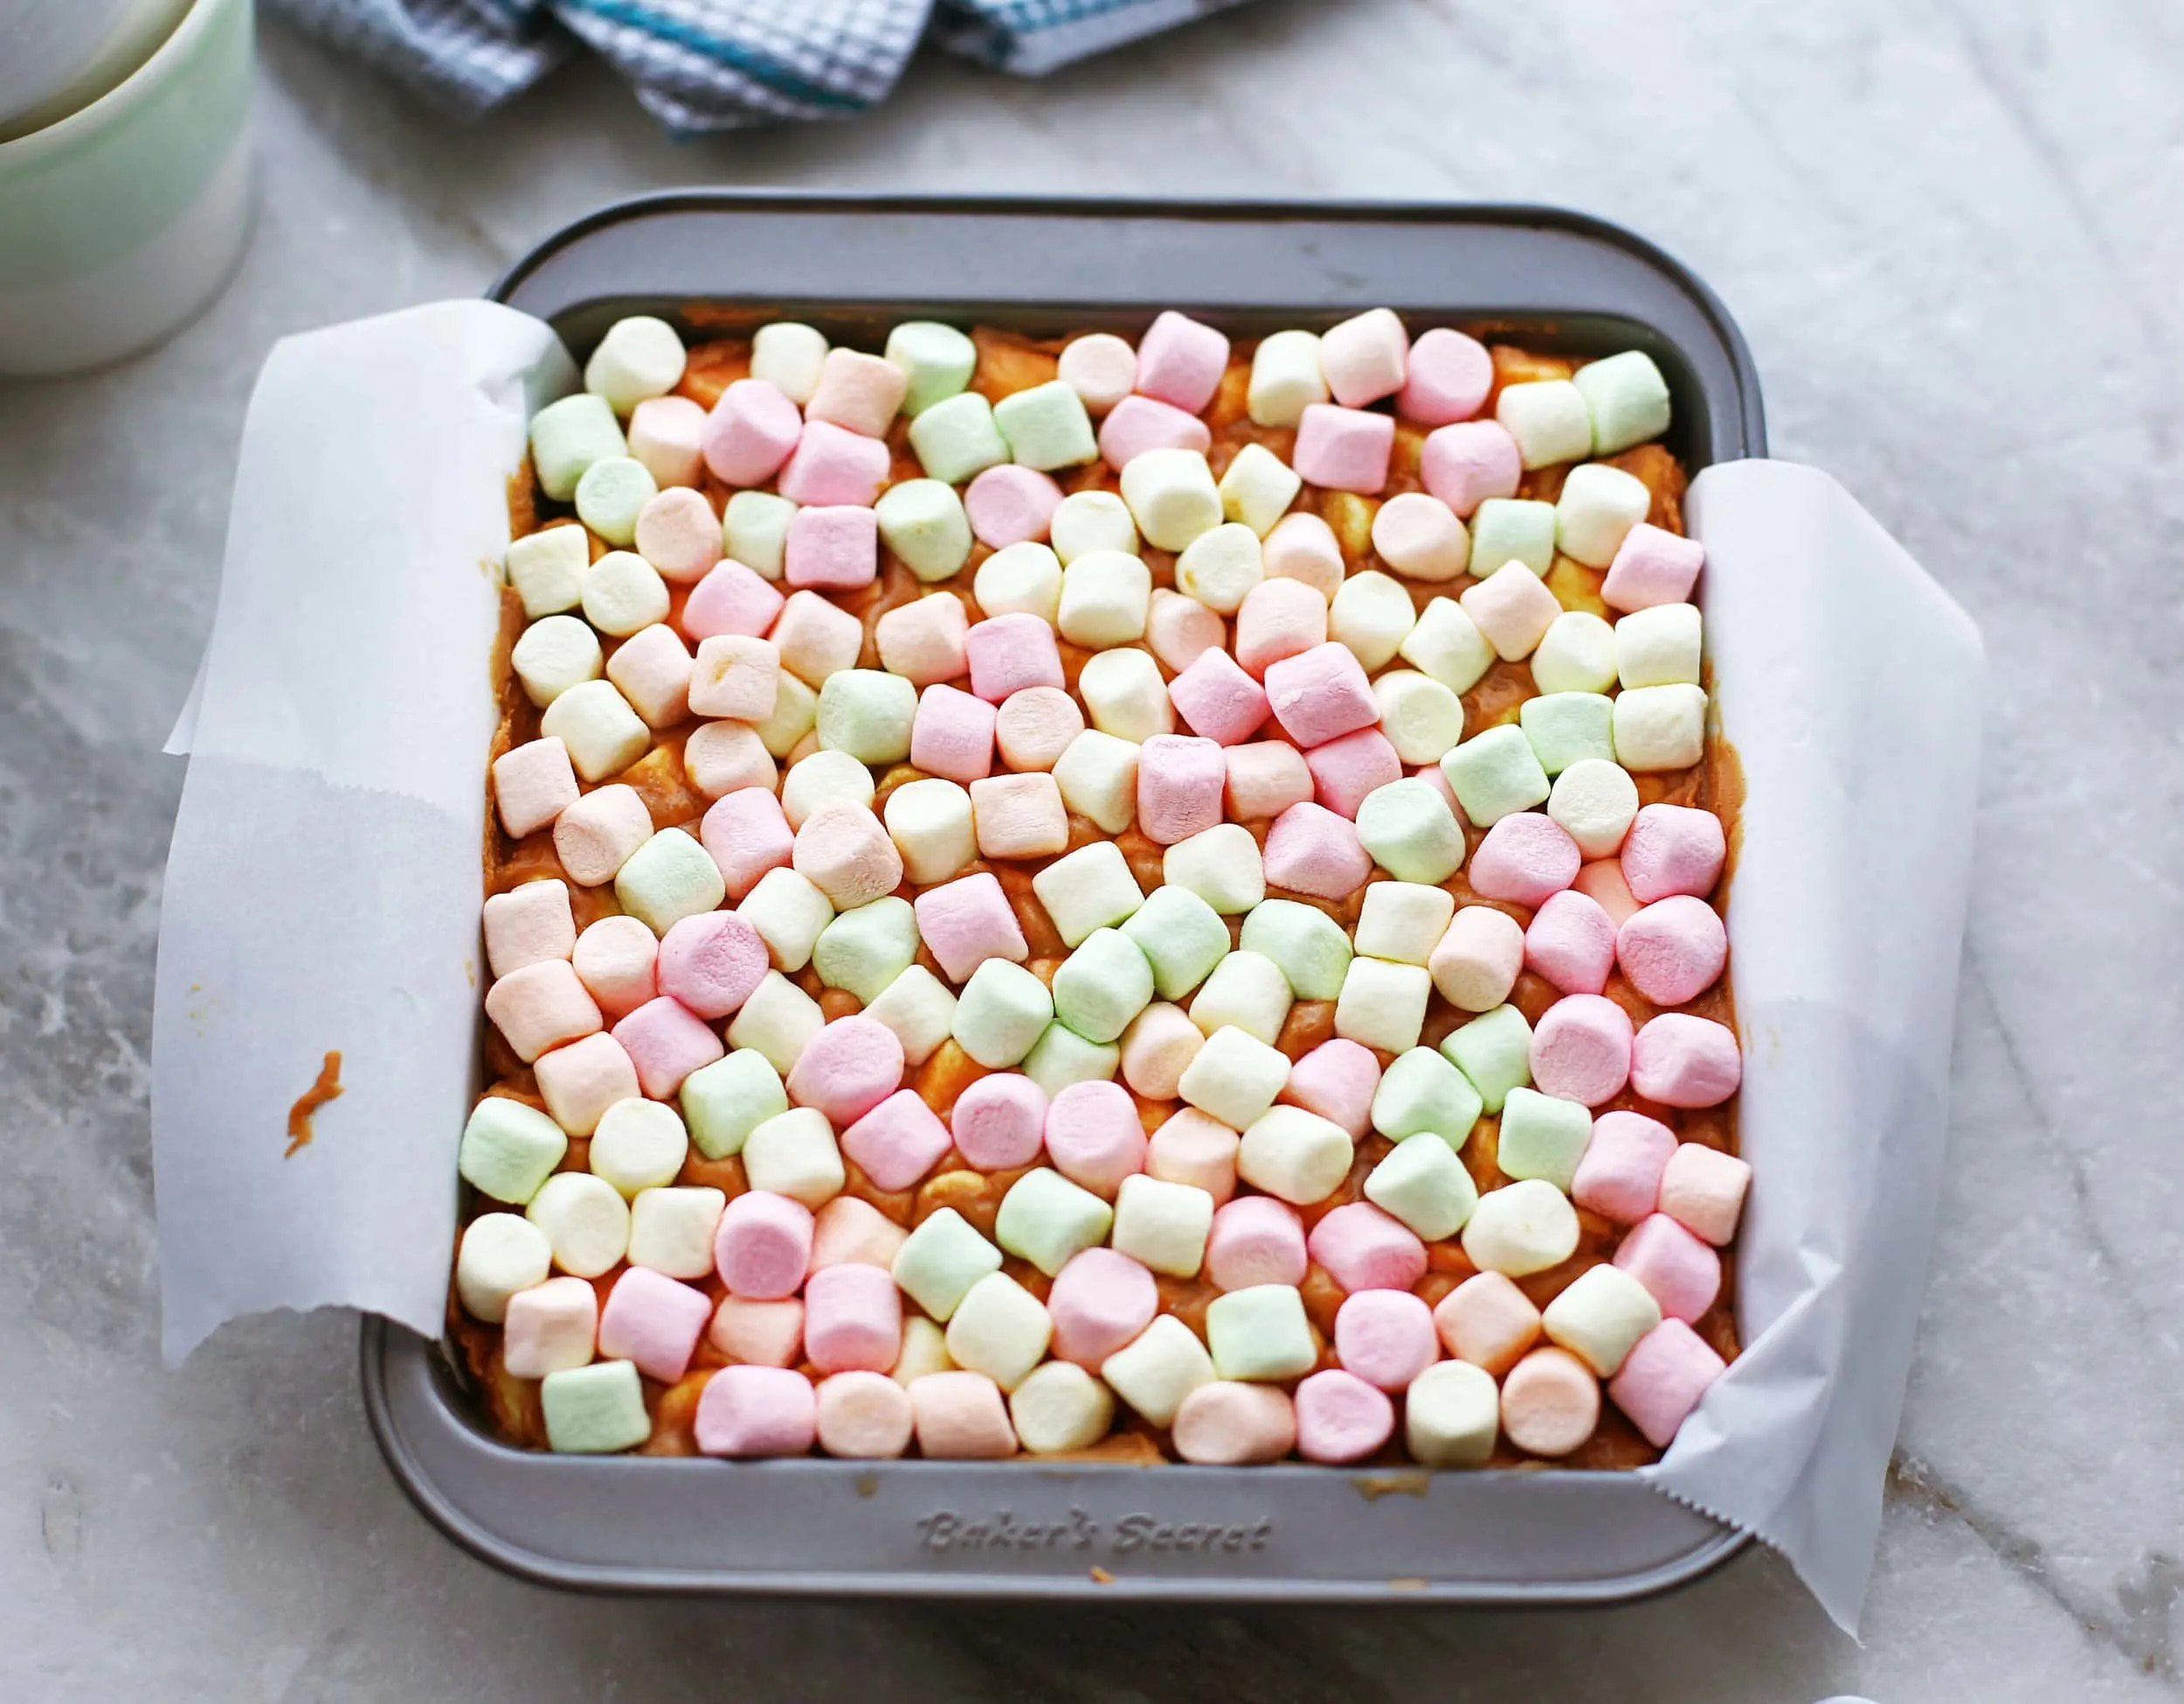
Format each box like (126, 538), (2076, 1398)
(612, 995), (726, 1098)
(627, 393), (707, 488)
(1096, 392), (1212, 468)
(1524, 888), (1619, 995)
(792, 804), (904, 910)
(655, 909), (770, 1019)
(572, 915), (657, 1017)
(1282, 1038), (1381, 1138)
(597, 1265), (712, 1382)
(805, 347), (909, 439)
(1047, 1246), (1159, 1368)
(702, 378), (802, 486)
(695, 1363), (817, 1458)
(1234, 578), (1329, 679)
(1145, 587), (1226, 675)
(1657, 1143), (1751, 1246)
(1204, 1196), (1309, 1292)
(632, 486), (722, 583)
(1419, 419), (1522, 516)
(1293, 403), (1395, 495)
(1468, 811), (1581, 906)
(1262, 511), (1347, 599)
(1601, 523), (1704, 613)
(1226, 740), (1314, 822)
(1145, 1107), (1239, 1204)
(1136, 734), (1228, 845)
(1262, 800), (1372, 900)
(494, 737), (580, 838)
(993, 686), (1083, 772)
(1320, 308), (1409, 408)
(1172, 1381), (1296, 1465)
(605, 623), (694, 726)
(1433, 1271), (1541, 1375)
(483, 878), (576, 979)
(1333, 1288), (1438, 1392)
(1308, 1202), (1427, 1292)
(810, 1194), (909, 1271)
(1529, 993), (1635, 1106)
(1293, 1367), (1396, 1464)
(503, 1276), (598, 1378)
(841, 1089), (953, 1192)
(1608, 1317), (1726, 1447)
(964, 464), (1063, 549)
(1132, 310), (1230, 413)
(949, 1072), (1048, 1170)
(1167, 648), (1270, 746)
(1044, 1079), (1148, 1199)
(1620, 804), (1727, 904)
(1571, 1110), (1677, 1223)
(687, 634), (780, 722)
(785, 1015), (904, 1126)
(909, 683), (997, 783)
(777, 418), (890, 507)
(815, 1368), (916, 1458)
(1572, 857), (1642, 926)
(1397, 328), (1494, 426)
(964, 612), (1064, 703)
(913, 872), (1028, 984)
(802, 1262), (903, 1375)
(1304, 726), (1401, 820)
(875, 593), (971, 687)
(699, 787), (794, 902)
(532, 1032), (639, 1136)
(1614, 1213), (1723, 1322)
(1411, 761), (1459, 811)
(709, 1295), (805, 1367)
(784, 504), (879, 592)
(713, 1189), (816, 1299)
(1263, 641), (1379, 747)
(486, 959), (602, 1063)
(1630, 1014), (1742, 1108)
(1617, 896), (1728, 1007)
(909, 1370), (1017, 1458)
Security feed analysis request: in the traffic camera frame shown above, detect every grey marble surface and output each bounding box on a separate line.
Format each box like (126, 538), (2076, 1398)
(3, 0), (2180, 1697)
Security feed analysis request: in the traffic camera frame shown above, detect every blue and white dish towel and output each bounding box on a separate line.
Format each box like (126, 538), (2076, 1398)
(272, 0), (1250, 130)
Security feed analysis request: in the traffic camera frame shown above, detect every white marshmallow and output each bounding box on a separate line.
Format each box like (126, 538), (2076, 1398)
(589, 1097), (690, 1195)
(581, 550), (671, 637)
(750, 322), (828, 405)
(1405, 1360), (1500, 1465)
(1353, 880), (1455, 966)
(1189, 951), (1293, 1047)
(861, 965), (957, 1067)
(724, 489), (798, 581)
(1334, 956), (1432, 1054)
(584, 315), (685, 416)
(1556, 462), (1652, 567)
(1056, 332), (1137, 414)
(1532, 610), (1618, 696)
(892, 1314), (955, 1384)
(1615, 602), (1703, 689)
(1496, 379), (1593, 468)
(1547, 758), (1640, 857)
(526, 1171), (632, 1278)
(1057, 550), (1152, 648)
(625, 1185), (729, 1279)
(1236, 1105), (1353, 1205)
(1612, 683), (1708, 772)
(1110, 1174), (1216, 1278)
(973, 541), (1063, 627)
(512, 614), (603, 708)
(782, 748), (877, 830)
(539, 680), (651, 783)
(884, 777), (978, 885)
(455, 1213), (553, 1322)
(1050, 489), (1138, 564)
(1329, 570), (1417, 672)
(507, 525), (588, 618)
(1178, 1025), (1291, 1129)
(1120, 447), (1223, 551)
(1218, 442), (1303, 538)
(1009, 1361), (1116, 1454)
(743, 1106), (846, 1209)
(724, 969), (826, 1073)
(1077, 647), (1172, 742)
(943, 1272), (1053, 1392)
(1175, 522), (1266, 615)
(1541, 1263), (1662, 1376)
(1051, 730), (1141, 835)
(1163, 822), (1265, 915)
(737, 867), (835, 973)
(1031, 841), (1145, 947)
(1247, 329), (1329, 427)
(1461, 1178), (1580, 1277)
(1100, 1313), (1216, 1427)
(1397, 597), (1495, 696)
(1372, 670), (1466, 765)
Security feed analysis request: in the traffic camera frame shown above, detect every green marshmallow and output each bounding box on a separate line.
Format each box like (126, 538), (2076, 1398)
(951, 959), (1054, 1069)
(541, 1360), (651, 1454)
(886, 321), (979, 417)
(1189, 950), (1293, 1048)
(1573, 350), (1672, 457)
(680, 1049), (789, 1160)
(572, 455), (656, 548)
(908, 391), (1010, 485)
(615, 828), (727, 937)
(1238, 899), (1352, 1001)
(813, 897), (920, 1004)
(1051, 928), (1156, 1044)
(1441, 724), (1551, 828)
(1022, 1022), (1123, 1098)
(995, 1167), (1116, 1277)
(1371, 1047), (1483, 1147)
(1205, 1285), (1317, 1382)
(1118, 883), (1232, 1001)
(1497, 1087), (1593, 1190)
(1364, 1132), (1480, 1242)
(458, 1097), (569, 1204)
(891, 1206), (1003, 1321)
(1355, 779), (1466, 883)
(817, 668), (917, 765)
(1440, 1004), (1533, 1114)
(874, 479), (974, 582)
(529, 392), (626, 503)
(1519, 692), (1616, 777)
(1399, 597), (1496, 696)
(1469, 497), (1557, 578)
(724, 488), (796, 579)
(993, 379), (1098, 472)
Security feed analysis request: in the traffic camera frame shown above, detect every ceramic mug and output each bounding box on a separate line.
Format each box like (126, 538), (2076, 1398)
(0, 0), (255, 376)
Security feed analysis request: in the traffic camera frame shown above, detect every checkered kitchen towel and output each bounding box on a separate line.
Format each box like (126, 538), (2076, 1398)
(272, 0), (1249, 131)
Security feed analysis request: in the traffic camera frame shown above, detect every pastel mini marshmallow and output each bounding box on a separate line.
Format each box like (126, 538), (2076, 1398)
(597, 1265), (712, 1382)
(502, 1275), (599, 1378)
(1103, 1173), (1213, 1278)
(513, 615), (604, 710)
(1206, 1283), (1317, 1382)
(588, 1096), (690, 1195)
(1079, 646), (1174, 744)
(938, 1074), (1041, 1174)
(1616, 895), (1727, 1006)
(1440, 1002), (1532, 1113)
(1096, 392), (1211, 468)
(967, 771), (1068, 860)
(805, 346), (908, 439)
(1171, 523), (1263, 618)
(992, 686), (1083, 773)
(1282, 1038), (1380, 1139)
(1541, 1261), (1662, 1380)
(964, 611), (1063, 703)
(526, 1170), (632, 1279)
(1520, 691), (1615, 779)
(1030, 1078), (1140, 1197)
(1238, 898), (1351, 1001)
(1528, 993), (1634, 1106)
(778, 418), (890, 508)
(1199, 1199), (1306, 1298)
(1355, 775), (1466, 884)
(686, 634), (780, 725)
(1524, 888), (1618, 996)
(737, 865), (835, 973)
(1530, 613), (1617, 700)
(1178, 1026), (1291, 1132)
(1220, 744), (1310, 826)
(804, 1262), (905, 1375)
(1234, 1103), (1353, 1206)
(1261, 800), (1372, 901)
(1364, 1130), (1479, 1242)
(1608, 1317), (1725, 1448)
(1334, 1287), (1438, 1392)
(812, 896), (920, 1003)
(971, 545), (1061, 633)
(1119, 448), (1222, 553)
(1370, 1044), (1482, 1144)
(1496, 1085), (1595, 1189)
(881, 778), (975, 887)
(1496, 379), (1593, 469)
(1261, 641), (1379, 751)
(883, 319), (977, 416)
(740, 1105), (847, 1209)
(626, 394), (706, 489)
(1135, 734), (1227, 844)
(459, 1096), (569, 1206)
(556, 453), (646, 544)
(1173, 1381), (1296, 1465)
(1403, 1359), (1502, 1466)
(1612, 682), (1708, 772)
(612, 994), (726, 1098)
(702, 378), (803, 487)
(867, 964), (960, 1068)
(909, 683), (998, 782)
(911, 1371), (1018, 1458)
(1320, 308), (1408, 407)
(1397, 327), (1493, 423)
(695, 1363), (817, 1458)
(615, 827), (728, 936)
(1462, 1178), (1579, 1278)
(1468, 811), (1581, 907)
(794, 802), (905, 910)
(1034, 1248), (1153, 1375)
(506, 524), (588, 619)
(1346, 882), (1452, 971)
(1372, 491), (1470, 583)
(455, 1213), (554, 1322)
(1548, 758), (1641, 860)
(995, 378), (1098, 472)
(1111, 1008), (1201, 1105)
(1573, 349), (1673, 455)
(950, 958), (1054, 1069)
(1614, 1213), (1722, 1322)
(529, 392), (626, 502)
(1246, 328), (1328, 426)
(722, 970), (826, 1074)
(1434, 1271), (1541, 1375)
(1188, 950), (1292, 1048)
(1615, 602), (1703, 691)
(1602, 523), (1704, 613)
(1164, 822), (1266, 917)
(872, 594), (969, 689)
(1294, 1368), (1395, 1465)
(1630, 1014), (1742, 1108)
(784, 1013), (903, 1127)
(706, 1295), (804, 1370)
(1293, 403), (1394, 495)
(541, 1361), (651, 1454)
(682, 559), (785, 646)
(602, 624), (692, 730)
(1459, 561), (1562, 662)
(632, 486), (720, 584)
(910, 871), (1025, 986)
(1657, 1143), (1750, 1245)
(1117, 883), (1231, 1001)
(1326, 570), (1417, 673)
(1095, 1313), (1213, 1428)
(1620, 803), (1726, 904)
(1052, 927), (1157, 1045)
(1333, 954), (1431, 1054)
(750, 321), (828, 404)
(874, 478), (975, 582)
(1261, 510), (1346, 599)
(1133, 593), (1216, 683)
(1427, 905), (1524, 1015)
(892, 1208), (1005, 1323)
(1556, 461), (1652, 568)
(1419, 418), (1521, 517)
(1366, 674), (1462, 769)
(808, 1195), (909, 1276)
(1561, 1111), (1672, 1224)
(784, 503), (880, 594)
(1129, 309), (1228, 412)
(1214, 445), (1303, 545)
(1008, 1360), (1116, 1455)
(816, 1369), (916, 1458)
(679, 1047), (787, 1160)
(483, 879), (577, 980)
(1304, 728), (1401, 821)
(1050, 553), (1154, 655)
(1026, 1026), (1125, 1105)
(1056, 332), (1137, 415)
(532, 1033), (639, 1137)
(1469, 496), (1558, 579)
(486, 959), (602, 1064)
(964, 463), (1064, 550)
(1026, 842), (1141, 950)
(724, 489), (798, 581)
(1309, 1201), (1427, 1294)
(1044, 729), (1144, 838)
(992, 1166), (1114, 1279)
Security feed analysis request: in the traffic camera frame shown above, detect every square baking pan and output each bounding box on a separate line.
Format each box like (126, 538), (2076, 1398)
(365, 193), (1766, 1601)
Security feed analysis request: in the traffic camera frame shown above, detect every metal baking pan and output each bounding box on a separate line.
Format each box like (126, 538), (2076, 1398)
(366, 193), (1766, 1601)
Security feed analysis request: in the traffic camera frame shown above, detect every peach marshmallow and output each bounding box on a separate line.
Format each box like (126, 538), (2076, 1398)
(1434, 1271), (1542, 1376)
(483, 879), (575, 979)
(1658, 1143), (1751, 1245)
(493, 737), (579, 837)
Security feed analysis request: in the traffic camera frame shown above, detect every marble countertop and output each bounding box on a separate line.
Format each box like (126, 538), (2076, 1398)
(4, 1), (2179, 1697)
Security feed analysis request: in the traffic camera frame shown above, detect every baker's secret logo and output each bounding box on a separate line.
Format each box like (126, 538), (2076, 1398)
(916, 1507), (1275, 1556)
